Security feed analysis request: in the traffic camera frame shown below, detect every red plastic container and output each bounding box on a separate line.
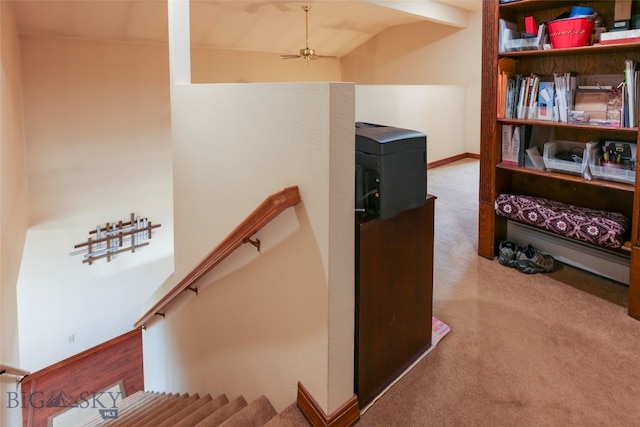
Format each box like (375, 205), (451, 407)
(547, 16), (594, 49)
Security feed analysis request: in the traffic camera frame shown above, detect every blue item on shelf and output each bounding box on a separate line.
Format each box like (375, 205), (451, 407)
(570, 6), (593, 18)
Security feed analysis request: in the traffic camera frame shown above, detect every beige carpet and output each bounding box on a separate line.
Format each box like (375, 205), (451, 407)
(358, 158), (640, 426)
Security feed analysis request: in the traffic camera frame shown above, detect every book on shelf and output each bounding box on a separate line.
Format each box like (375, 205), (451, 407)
(516, 125), (533, 167)
(497, 58), (516, 118)
(537, 81), (554, 121)
(624, 59), (638, 127)
(501, 124), (533, 167)
(501, 124), (516, 165)
(526, 75), (540, 120)
(503, 74), (540, 120)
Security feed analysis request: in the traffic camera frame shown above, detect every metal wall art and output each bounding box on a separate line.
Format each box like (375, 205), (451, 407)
(71, 213), (161, 265)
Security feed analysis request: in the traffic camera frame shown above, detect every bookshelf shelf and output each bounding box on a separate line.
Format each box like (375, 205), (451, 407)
(500, 41), (640, 58)
(496, 163), (635, 192)
(498, 118), (638, 133)
(480, 0), (640, 320)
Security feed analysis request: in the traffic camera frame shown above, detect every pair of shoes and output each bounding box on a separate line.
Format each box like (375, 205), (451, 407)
(498, 240), (555, 274)
(498, 240), (519, 267)
(514, 244), (555, 274)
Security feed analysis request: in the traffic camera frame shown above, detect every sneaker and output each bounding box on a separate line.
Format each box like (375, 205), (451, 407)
(498, 240), (519, 268)
(515, 244), (555, 274)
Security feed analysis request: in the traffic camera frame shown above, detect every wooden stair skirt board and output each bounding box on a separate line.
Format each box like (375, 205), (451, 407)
(67, 390), (312, 427)
(507, 220), (630, 284)
(296, 382), (360, 427)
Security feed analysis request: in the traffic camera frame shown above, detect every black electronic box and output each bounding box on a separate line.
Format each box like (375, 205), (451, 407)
(355, 122), (427, 219)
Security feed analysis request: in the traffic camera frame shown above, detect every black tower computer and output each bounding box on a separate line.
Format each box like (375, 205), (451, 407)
(355, 122), (427, 220)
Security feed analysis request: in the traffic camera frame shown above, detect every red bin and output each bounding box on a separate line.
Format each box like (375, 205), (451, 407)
(547, 16), (594, 49)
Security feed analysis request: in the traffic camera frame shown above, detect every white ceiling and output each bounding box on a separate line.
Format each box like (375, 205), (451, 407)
(11, 0), (481, 58)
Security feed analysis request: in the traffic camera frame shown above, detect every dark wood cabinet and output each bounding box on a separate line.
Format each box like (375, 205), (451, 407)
(354, 195), (435, 408)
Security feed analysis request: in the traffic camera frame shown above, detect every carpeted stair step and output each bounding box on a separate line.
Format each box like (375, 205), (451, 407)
(150, 394), (214, 427)
(80, 390), (149, 427)
(169, 394), (229, 427)
(108, 392), (182, 427)
(81, 391), (165, 427)
(263, 402), (309, 427)
(219, 395), (277, 427)
(136, 393), (200, 427)
(193, 395), (248, 427)
(79, 390), (300, 427)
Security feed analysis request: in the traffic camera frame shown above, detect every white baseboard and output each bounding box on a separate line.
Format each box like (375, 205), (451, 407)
(506, 221), (630, 285)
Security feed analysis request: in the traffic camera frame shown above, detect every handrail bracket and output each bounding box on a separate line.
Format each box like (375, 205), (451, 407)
(243, 237), (261, 252)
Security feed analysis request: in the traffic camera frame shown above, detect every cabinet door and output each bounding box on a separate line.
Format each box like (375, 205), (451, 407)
(355, 197), (434, 408)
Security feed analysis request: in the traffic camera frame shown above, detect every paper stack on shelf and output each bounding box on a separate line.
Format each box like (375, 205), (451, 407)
(601, 29), (640, 45)
(553, 72), (577, 123)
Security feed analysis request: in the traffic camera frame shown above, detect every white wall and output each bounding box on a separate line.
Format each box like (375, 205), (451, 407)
(7, 2), (481, 415)
(343, 10), (482, 156)
(0, 2), (29, 426)
(355, 85), (467, 162)
(142, 82), (355, 413)
(191, 46), (342, 83)
(16, 36), (175, 371)
(142, 3), (354, 414)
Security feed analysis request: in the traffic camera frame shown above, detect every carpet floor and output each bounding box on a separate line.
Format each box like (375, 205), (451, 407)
(358, 158), (640, 426)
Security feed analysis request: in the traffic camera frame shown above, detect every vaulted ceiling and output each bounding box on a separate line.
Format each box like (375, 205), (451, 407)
(11, 0), (481, 58)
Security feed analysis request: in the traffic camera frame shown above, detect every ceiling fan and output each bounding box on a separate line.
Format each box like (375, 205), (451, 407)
(281, 5), (337, 61)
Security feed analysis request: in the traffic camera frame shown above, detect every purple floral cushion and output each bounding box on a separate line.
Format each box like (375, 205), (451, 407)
(495, 194), (629, 249)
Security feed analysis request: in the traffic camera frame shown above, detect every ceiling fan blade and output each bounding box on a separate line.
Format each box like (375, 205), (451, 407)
(281, 5), (337, 61)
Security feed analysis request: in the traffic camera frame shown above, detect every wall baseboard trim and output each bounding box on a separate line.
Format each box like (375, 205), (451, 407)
(297, 381), (360, 427)
(428, 152), (479, 169)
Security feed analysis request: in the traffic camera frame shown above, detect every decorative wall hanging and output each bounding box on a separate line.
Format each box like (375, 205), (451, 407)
(71, 213), (161, 265)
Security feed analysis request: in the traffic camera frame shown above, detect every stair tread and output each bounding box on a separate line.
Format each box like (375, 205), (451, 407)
(109, 392), (184, 427)
(80, 390), (299, 427)
(263, 403), (310, 427)
(152, 394), (214, 427)
(137, 393), (200, 427)
(219, 395), (277, 427)
(81, 391), (162, 427)
(193, 396), (247, 427)
(168, 394), (229, 427)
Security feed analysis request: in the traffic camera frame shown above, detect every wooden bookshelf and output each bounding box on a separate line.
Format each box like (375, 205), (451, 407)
(480, 0), (640, 319)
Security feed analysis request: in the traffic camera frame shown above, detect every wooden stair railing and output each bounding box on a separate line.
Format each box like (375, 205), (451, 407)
(20, 329), (144, 427)
(0, 362), (29, 379)
(134, 185), (301, 329)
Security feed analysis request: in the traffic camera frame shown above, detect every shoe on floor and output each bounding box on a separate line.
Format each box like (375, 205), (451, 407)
(515, 244), (555, 274)
(498, 240), (519, 268)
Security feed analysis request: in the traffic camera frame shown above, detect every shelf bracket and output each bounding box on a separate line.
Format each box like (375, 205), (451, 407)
(155, 312), (165, 318)
(243, 237), (261, 252)
(185, 286), (198, 295)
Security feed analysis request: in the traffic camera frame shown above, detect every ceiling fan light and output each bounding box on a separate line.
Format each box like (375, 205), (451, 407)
(300, 48), (315, 56)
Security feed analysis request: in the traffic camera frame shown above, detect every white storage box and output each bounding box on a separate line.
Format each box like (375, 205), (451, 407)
(543, 140), (590, 175)
(589, 141), (637, 184)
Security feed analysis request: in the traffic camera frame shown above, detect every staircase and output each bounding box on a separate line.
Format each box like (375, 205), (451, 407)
(77, 391), (309, 427)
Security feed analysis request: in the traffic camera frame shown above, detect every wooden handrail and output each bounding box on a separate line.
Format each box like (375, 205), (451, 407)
(0, 362), (30, 378)
(134, 185), (301, 329)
